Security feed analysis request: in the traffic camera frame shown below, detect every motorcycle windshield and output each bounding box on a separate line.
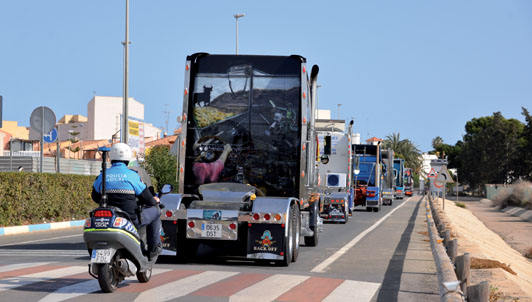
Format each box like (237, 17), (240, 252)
(186, 56), (301, 198)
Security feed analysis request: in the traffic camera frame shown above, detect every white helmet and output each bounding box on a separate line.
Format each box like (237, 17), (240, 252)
(110, 143), (132, 162)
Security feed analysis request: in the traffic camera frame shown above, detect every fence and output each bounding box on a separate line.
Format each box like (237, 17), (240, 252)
(0, 156), (102, 175)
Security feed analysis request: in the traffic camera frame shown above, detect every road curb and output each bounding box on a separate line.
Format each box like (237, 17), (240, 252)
(0, 220), (85, 236)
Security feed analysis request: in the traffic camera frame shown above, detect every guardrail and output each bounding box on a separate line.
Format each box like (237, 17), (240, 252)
(425, 193), (490, 302)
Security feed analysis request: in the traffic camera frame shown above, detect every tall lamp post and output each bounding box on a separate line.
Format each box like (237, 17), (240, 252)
(122, 0), (131, 144)
(234, 14), (245, 55)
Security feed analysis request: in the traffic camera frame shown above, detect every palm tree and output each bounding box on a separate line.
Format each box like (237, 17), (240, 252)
(382, 133), (422, 173)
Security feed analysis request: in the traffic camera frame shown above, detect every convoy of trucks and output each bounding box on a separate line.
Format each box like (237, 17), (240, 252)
(156, 52), (416, 266)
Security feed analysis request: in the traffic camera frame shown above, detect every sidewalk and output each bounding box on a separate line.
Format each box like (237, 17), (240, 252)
(395, 195), (440, 301)
(0, 220), (85, 236)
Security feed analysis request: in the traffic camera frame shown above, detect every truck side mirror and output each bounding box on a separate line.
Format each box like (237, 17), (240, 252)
(324, 135), (332, 155)
(161, 184), (174, 194)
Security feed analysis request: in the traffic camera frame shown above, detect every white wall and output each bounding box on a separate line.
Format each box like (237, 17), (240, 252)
(88, 96), (144, 140)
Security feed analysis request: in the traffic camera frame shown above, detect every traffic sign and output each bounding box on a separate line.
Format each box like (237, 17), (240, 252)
(427, 168), (437, 178)
(44, 128), (58, 143)
(30, 106), (56, 134)
(436, 166), (454, 183)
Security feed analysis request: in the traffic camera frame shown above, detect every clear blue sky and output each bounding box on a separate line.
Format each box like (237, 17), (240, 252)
(1, 1), (531, 152)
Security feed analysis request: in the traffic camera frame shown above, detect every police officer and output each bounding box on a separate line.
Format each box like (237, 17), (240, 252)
(91, 143), (162, 260)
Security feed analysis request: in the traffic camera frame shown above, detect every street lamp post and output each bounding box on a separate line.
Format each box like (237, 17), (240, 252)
(122, 0), (130, 144)
(234, 14), (245, 55)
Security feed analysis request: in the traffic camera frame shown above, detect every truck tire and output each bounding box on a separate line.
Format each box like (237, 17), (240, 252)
(279, 204), (295, 266)
(304, 201), (319, 247)
(291, 205), (301, 263)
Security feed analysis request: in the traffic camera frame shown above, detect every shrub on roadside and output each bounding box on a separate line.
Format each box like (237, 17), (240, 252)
(455, 202), (466, 208)
(0, 172), (95, 227)
(491, 180), (532, 209)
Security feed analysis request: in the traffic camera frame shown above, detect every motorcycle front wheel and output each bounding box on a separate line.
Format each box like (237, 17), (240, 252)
(97, 263), (120, 293)
(137, 266), (152, 283)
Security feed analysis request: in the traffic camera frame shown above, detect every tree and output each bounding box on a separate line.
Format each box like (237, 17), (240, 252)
(382, 132), (422, 173)
(460, 112), (524, 189)
(141, 145), (178, 192)
(517, 107), (532, 180)
(432, 136), (444, 149)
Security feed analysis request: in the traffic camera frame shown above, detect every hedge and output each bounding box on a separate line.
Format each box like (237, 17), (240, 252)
(0, 172), (96, 227)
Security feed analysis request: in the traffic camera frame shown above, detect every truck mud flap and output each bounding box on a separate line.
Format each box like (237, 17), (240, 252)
(160, 220), (178, 254)
(246, 223), (284, 260)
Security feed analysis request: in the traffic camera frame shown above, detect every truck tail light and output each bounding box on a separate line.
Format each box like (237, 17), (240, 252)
(165, 211), (173, 218)
(188, 221), (195, 228)
(253, 213), (260, 221)
(264, 213), (271, 221)
(274, 214), (282, 221)
(229, 223), (237, 230)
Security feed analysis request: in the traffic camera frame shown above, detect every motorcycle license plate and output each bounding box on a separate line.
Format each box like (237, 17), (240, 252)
(91, 249), (113, 263)
(201, 223), (222, 238)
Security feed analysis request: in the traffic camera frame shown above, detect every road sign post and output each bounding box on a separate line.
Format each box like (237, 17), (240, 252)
(435, 166), (454, 210)
(30, 106), (56, 173)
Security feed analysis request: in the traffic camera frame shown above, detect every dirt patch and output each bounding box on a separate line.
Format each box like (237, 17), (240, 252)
(418, 231), (429, 236)
(525, 247), (532, 259)
(471, 257), (516, 275)
(436, 197), (532, 299)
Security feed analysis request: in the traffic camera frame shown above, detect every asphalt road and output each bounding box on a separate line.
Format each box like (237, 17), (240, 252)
(0, 195), (439, 301)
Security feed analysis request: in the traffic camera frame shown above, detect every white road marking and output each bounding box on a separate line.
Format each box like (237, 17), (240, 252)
(0, 262), (53, 273)
(38, 268), (171, 302)
(229, 274), (310, 302)
(311, 198), (411, 273)
(0, 249), (86, 257)
(0, 266), (86, 292)
(322, 280), (381, 302)
(1, 234), (83, 247)
(134, 270), (239, 302)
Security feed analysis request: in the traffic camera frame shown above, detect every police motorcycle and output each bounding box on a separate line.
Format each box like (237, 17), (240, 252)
(83, 147), (163, 293)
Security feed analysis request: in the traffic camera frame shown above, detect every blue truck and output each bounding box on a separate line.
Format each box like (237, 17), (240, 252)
(352, 144), (382, 212)
(393, 158), (405, 199)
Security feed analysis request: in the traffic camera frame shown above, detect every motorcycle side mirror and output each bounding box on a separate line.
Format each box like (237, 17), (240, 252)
(320, 155), (329, 165)
(161, 184), (174, 194)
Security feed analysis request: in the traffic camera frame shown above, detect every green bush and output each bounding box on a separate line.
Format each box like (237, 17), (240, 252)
(142, 145), (178, 192)
(0, 172), (95, 227)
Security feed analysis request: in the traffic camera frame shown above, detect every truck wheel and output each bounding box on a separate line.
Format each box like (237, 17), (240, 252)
(366, 207), (372, 212)
(280, 204), (295, 266)
(291, 205), (301, 263)
(304, 202), (319, 247)
(373, 207), (379, 212)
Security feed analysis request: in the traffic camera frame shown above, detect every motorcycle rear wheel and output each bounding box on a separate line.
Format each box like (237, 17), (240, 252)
(137, 267), (152, 283)
(97, 263), (119, 293)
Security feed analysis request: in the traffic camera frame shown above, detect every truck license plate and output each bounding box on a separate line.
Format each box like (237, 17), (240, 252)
(201, 223), (222, 238)
(91, 249), (112, 263)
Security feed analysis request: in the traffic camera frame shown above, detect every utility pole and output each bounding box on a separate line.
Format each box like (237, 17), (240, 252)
(163, 104), (171, 136)
(234, 14), (245, 55)
(122, 0), (130, 144)
(337, 104), (342, 120)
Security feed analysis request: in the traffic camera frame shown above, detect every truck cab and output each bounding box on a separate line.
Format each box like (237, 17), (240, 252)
(160, 54), (322, 266)
(352, 144), (382, 212)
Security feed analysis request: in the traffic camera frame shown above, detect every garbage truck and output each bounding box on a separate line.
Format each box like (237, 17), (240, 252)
(352, 144), (382, 212)
(381, 149), (395, 205)
(159, 53), (322, 266)
(316, 119), (354, 223)
(394, 158), (405, 199)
